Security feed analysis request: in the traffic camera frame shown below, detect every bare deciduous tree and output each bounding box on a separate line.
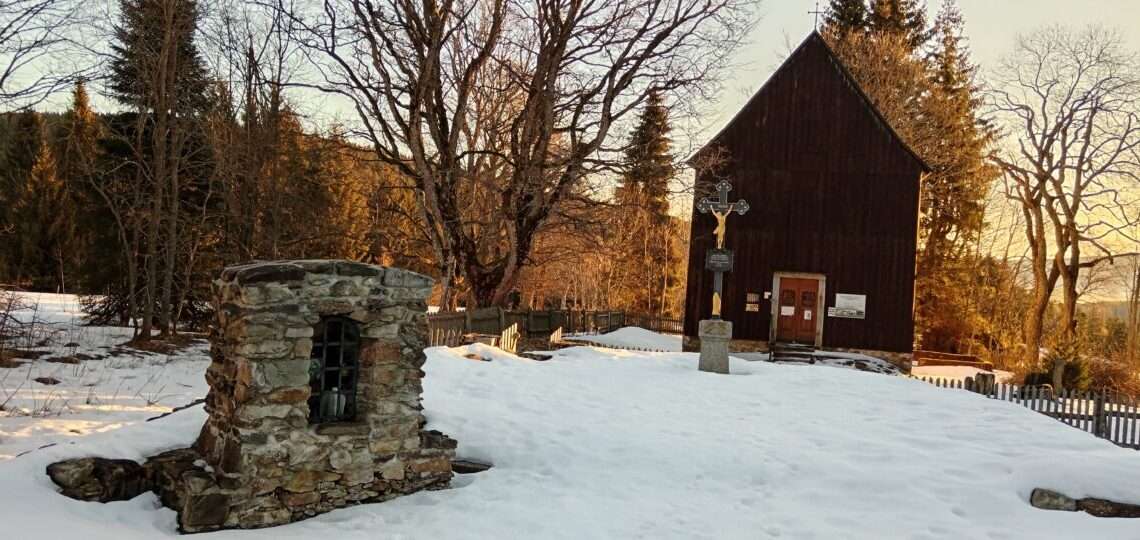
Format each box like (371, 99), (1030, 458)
(278, 0), (754, 308)
(0, 0), (86, 106)
(990, 26), (1140, 389)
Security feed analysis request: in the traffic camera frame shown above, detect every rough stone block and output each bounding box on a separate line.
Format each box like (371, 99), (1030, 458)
(283, 470), (339, 493)
(47, 457), (150, 503)
(314, 422), (370, 437)
(369, 439), (402, 456)
(284, 326), (313, 338)
(1030, 488), (1077, 512)
(181, 493), (230, 531)
(335, 261), (384, 277)
(266, 387), (309, 405)
(382, 268), (433, 289)
(232, 262), (307, 285)
(408, 457), (451, 475)
(421, 430), (458, 450)
(332, 280), (367, 297)
(236, 340), (293, 359)
(362, 323), (400, 340)
(254, 358), (310, 389)
(379, 458), (405, 480)
(1077, 497), (1140, 518)
(342, 467), (376, 486)
(280, 490), (321, 508)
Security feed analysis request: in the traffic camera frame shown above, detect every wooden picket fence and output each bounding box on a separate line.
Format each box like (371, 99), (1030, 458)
(916, 376), (1140, 450)
(499, 323), (520, 354)
(426, 307), (681, 347)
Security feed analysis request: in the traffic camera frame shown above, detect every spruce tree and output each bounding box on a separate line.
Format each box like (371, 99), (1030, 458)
(615, 90), (677, 315)
(54, 80), (103, 292)
(824, 0), (869, 39)
(869, 0), (929, 51)
(109, 0), (209, 110)
(0, 112), (72, 290)
(913, 0), (996, 351)
(0, 112), (46, 285)
(620, 90), (674, 224)
(57, 80), (100, 181)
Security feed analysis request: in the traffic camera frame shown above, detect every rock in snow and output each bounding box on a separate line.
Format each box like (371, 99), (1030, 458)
(2, 341), (1140, 538)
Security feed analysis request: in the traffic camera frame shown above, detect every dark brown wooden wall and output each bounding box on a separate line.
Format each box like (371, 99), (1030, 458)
(682, 33), (924, 353)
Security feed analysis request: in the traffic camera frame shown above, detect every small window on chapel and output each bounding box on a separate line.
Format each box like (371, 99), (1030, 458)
(308, 316), (360, 424)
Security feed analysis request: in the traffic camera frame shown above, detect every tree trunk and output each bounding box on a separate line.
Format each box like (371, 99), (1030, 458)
(127, 225), (139, 336)
(160, 118), (185, 336)
(140, 157), (163, 341)
(1126, 263), (1140, 367)
(1023, 295), (1046, 369)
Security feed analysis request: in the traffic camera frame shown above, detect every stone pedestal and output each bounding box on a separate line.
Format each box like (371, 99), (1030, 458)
(698, 319), (732, 374)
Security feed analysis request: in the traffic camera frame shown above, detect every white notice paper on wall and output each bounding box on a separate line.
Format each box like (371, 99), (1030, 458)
(780, 306), (795, 316)
(804, 310), (812, 321)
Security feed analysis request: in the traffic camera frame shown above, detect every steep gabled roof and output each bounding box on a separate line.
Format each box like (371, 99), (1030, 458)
(691, 31), (931, 172)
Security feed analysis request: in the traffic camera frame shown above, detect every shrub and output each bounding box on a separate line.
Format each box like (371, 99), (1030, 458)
(1024, 341), (1091, 392)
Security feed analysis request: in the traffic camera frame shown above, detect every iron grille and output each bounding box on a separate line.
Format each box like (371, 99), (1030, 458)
(308, 316), (360, 423)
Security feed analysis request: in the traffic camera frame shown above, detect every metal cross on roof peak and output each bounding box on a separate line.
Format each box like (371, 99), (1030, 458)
(697, 180), (750, 216)
(809, 1), (823, 30)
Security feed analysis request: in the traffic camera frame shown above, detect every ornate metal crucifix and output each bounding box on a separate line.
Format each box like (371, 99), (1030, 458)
(696, 180), (749, 319)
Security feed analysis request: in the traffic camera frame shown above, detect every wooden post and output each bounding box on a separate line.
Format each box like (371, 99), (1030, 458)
(974, 373), (995, 396)
(1094, 391), (1108, 438)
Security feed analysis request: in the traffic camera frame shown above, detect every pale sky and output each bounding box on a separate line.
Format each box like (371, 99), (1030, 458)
(29, 0), (1140, 143)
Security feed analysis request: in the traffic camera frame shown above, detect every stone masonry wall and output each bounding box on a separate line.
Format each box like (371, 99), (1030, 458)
(177, 260), (455, 532)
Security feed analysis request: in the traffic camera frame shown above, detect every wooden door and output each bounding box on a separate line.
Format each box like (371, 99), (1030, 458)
(775, 277), (820, 344)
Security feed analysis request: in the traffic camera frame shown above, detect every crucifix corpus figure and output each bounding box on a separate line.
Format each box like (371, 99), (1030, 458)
(696, 180), (750, 318)
(694, 179), (749, 375)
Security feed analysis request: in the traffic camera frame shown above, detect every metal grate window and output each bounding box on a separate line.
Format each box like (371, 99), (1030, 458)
(308, 316), (360, 424)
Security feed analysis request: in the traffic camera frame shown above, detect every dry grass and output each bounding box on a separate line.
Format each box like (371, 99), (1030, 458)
(124, 333), (207, 356)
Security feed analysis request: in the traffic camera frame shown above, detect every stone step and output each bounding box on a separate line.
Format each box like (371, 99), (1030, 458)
(771, 355), (816, 364)
(772, 342), (814, 352)
(772, 351), (815, 360)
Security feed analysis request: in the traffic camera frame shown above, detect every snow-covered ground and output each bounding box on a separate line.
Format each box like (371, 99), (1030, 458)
(4, 293), (1140, 538)
(1, 292), (209, 460)
(569, 326), (683, 351)
(913, 365), (1016, 383)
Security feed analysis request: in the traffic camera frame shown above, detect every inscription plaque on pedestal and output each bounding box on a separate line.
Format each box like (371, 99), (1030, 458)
(704, 248), (734, 273)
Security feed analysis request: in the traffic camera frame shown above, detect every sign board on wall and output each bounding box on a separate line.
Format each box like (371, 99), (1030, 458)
(828, 294), (866, 319)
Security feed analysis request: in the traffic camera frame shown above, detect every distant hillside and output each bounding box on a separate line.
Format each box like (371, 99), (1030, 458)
(1081, 301), (1132, 322)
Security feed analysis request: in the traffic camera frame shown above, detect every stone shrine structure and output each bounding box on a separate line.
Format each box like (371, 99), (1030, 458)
(48, 260), (457, 533)
(186, 259), (456, 531)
